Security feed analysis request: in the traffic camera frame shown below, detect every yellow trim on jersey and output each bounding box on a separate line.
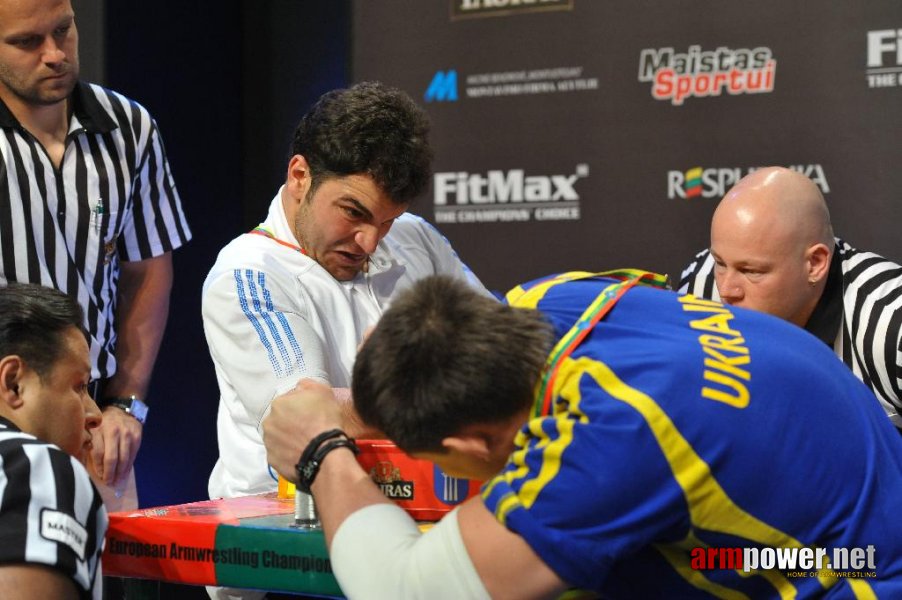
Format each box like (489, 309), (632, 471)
(505, 271), (598, 308)
(486, 420), (566, 522)
(655, 541), (750, 600)
(846, 579), (878, 600)
(655, 532), (798, 599)
(505, 269), (668, 310)
(490, 276), (877, 598)
(504, 355), (804, 596)
(559, 356), (802, 549)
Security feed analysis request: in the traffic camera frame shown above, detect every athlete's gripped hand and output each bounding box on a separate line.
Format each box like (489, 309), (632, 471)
(332, 387), (387, 440)
(263, 379), (343, 484)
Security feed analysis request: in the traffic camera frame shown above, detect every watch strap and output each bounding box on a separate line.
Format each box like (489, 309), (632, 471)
(99, 395), (149, 425)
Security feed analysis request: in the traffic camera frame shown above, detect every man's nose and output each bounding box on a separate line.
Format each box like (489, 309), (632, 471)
(354, 226), (380, 254)
(41, 38), (67, 65)
(718, 271), (743, 302)
(84, 394), (103, 430)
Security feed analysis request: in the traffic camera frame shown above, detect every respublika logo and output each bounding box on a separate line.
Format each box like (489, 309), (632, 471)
(639, 45), (776, 105)
(667, 164), (830, 200)
(434, 164), (588, 223)
(425, 70), (458, 102)
(866, 29), (902, 88)
(691, 545), (877, 579)
(451, 0), (573, 20)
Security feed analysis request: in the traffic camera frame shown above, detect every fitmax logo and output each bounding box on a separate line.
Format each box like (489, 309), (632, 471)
(866, 29), (902, 88)
(668, 165), (830, 199)
(435, 165), (587, 205)
(867, 30), (902, 68)
(425, 70), (458, 102)
(452, 0), (573, 20)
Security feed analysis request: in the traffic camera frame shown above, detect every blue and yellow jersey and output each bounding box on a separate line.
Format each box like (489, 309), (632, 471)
(482, 272), (902, 598)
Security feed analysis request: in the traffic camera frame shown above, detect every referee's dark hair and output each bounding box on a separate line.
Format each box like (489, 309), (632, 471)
(0, 284), (85, 380)
(290, 81), (433, 205)
(352, 275), (554, 453)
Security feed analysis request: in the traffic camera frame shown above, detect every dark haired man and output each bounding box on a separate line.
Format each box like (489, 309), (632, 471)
(203, 82), (490, 503)
(0, 283), (106, 599)
(264, 273), (902, 599)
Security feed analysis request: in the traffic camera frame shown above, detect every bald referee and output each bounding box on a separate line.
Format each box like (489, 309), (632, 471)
(679, 166), (902, 431)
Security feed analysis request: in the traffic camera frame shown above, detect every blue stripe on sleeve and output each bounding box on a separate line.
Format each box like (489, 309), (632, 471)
(234, 269), (285, 377)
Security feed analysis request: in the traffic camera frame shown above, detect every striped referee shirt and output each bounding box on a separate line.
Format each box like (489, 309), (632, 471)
(678, 238), (902, 429)
(0, 416), (107, 599)
(0, 82), (192, 379)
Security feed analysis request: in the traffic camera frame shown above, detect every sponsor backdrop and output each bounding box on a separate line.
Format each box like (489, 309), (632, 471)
(353, 0), (902, 292)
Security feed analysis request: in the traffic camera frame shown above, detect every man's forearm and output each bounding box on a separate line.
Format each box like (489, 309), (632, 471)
(310, 447), (394, 548)
(106, 254), (173, 397)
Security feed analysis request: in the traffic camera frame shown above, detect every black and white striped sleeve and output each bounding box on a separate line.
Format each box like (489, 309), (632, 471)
(0, 433), (107, 600)
(677, 248), (719, 299)
(839, 245), (902, 421)
(100, 88), (191, 263)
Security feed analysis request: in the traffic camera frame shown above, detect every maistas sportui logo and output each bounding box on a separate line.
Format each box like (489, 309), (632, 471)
(639, 45), (776, 105)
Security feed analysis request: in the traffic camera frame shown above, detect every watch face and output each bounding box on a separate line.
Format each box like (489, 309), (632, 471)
(130, 399), (149, 423)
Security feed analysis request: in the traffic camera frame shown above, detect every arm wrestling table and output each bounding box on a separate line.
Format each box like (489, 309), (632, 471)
(103, 441), (481, 597)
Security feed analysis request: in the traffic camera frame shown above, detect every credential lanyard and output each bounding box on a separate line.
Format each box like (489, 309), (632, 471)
(249, 226), (308, 255)
(531, 269), (669, 417)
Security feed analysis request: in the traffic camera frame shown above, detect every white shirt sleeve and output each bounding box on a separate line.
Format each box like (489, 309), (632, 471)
(398, 214), (495, 299)
(331, 504), (490, 600)
(202, 268), (329, 430)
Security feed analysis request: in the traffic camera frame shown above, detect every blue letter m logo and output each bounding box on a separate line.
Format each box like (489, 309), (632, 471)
(425, 70), (458, 102)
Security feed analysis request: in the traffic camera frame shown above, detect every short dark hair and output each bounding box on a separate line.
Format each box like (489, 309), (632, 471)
(0, 284), (85, 379)
(290, 81), (433, 204)
(352, 276), (554, 453)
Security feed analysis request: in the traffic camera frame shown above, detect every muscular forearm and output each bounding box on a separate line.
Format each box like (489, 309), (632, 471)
(107, 254), (173, 397)
(310, 447), (394, 548)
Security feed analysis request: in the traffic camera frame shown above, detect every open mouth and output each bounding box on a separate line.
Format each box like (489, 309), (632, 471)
(335, 250), (366, 265)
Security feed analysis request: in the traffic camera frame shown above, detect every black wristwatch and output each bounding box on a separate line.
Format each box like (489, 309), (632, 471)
(99, 395), (149, 425)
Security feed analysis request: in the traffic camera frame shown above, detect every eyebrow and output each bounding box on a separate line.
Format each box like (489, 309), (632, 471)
(339, 196), (373, 220)
(4, 14), (74, 41)
(711, 251), (770, 269)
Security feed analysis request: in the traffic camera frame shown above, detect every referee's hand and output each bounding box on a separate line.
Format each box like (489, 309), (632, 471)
(88, 406), (143, 486)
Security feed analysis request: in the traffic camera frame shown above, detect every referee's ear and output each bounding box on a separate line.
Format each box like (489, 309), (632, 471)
(0, 355), (26, 410)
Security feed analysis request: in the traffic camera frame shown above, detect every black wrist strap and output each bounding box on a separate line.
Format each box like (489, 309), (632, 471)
(298, 429), (345, 468)
(295, 429), (360, 494)
(297, 439), (360, 494)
